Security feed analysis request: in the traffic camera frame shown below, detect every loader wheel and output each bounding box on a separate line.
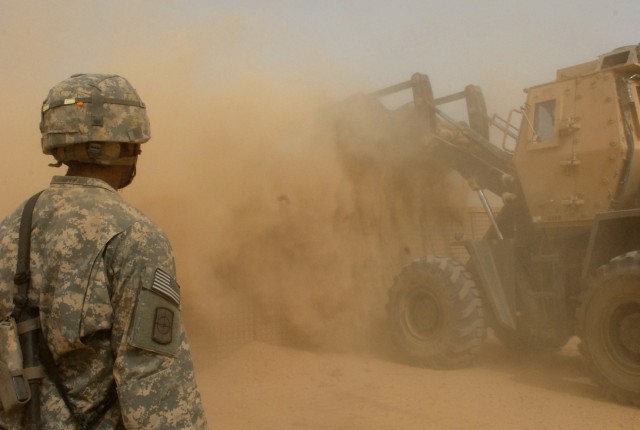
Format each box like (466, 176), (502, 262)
(387, 256), (486, 368)
(578, 250), (640, 406)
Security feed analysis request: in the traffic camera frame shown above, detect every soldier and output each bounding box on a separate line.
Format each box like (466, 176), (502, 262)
(0, 74), (208, 429)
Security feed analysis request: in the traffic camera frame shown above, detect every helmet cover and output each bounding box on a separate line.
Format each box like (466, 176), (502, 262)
(40, 73), (150, 163)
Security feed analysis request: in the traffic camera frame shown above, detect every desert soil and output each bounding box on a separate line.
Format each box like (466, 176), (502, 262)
(194, 336), (639, 430)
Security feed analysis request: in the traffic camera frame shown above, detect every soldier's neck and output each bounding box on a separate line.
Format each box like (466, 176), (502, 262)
(65, 163), (125, 190)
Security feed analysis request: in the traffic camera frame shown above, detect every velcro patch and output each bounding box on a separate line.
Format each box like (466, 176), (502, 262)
(151, 269), (180, 307)
(128, 269), (183, 357)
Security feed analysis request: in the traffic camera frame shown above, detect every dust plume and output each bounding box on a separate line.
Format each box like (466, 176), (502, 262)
(127, 69), (469, 353)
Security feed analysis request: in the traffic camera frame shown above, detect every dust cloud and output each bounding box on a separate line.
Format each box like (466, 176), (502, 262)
(125, 69), (469, 353)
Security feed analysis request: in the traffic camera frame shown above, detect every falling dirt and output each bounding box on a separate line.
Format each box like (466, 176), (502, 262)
(120, 71), (473, 353)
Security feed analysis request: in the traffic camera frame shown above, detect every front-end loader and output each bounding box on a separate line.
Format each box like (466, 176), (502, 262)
(362, 44), (640, 405)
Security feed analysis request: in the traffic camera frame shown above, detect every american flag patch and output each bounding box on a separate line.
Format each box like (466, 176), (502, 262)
(151, 269), (181, 307)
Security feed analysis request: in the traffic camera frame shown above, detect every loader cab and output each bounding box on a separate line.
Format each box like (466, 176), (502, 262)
(513, 45), (640, 227)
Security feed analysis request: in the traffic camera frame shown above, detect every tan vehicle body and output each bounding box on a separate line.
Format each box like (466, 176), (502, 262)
(515, 47), (640, 226)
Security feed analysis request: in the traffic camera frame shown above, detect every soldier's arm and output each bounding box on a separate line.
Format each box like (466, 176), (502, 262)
(105, 221), (208, 429)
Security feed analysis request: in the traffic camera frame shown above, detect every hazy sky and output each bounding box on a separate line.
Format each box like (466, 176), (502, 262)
(2, 1), (638, 104)
(0, 0), (638, 201)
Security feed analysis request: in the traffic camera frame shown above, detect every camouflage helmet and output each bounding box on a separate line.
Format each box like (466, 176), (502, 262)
(40, 73), (150, 165)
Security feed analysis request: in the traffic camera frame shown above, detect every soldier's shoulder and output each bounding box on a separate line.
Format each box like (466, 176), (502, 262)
(78, 190), (162, 234)
(114, 206), (173, 253)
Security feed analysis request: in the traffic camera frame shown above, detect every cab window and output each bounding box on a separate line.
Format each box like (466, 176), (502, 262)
(533, 100), (556, 142)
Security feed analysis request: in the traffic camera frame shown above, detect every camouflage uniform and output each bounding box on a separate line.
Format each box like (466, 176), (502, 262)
(0, 176), (208, 429)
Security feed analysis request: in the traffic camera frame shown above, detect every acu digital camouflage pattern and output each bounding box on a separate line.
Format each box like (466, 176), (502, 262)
(40, 74), (151, 157)
(0, 176), (208, 429)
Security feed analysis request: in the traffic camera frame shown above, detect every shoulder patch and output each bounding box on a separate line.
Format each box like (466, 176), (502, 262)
(152, 307), (174, 345)
(128, 268), (182, 357)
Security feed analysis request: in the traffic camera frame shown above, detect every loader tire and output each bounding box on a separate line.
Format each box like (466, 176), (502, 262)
(578, 250), (640, 406)
(387, 256), (486, 368)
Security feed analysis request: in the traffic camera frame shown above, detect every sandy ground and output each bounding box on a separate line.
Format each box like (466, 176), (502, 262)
(194, 336), (639, 430)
